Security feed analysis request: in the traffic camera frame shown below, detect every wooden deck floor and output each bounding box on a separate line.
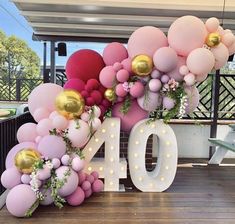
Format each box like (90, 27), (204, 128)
(1, 164), (235, 224)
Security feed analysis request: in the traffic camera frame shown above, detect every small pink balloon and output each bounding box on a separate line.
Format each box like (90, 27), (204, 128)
(81, 112), (90, 122)
(222, 33), (235, 47)
(228, 42), (235, 55)
(121, 58), (132, 73)
(184, 73), (196, 86)
(91, 171), (99, 180)
(115, 84), (128, 97)
(196, 73), (208, 82)
(151, 69), (161, 79)
(36, 165), (51, 180)
(49, 111), (59, 120)
(184, 86), (200, 114)
(17, 123), (38, 143)
(61, 154), (70, 166)
(52, 115), (68, 130)
(205, 17), (220, 32)
(93, 106), (101, 118)
(81, 180), (91, 191)
(35, 136), (42, 144)
(153, 47), (178, 72)
(21, 174), (31, 184)
(86, 174), (95, 184)
(99, 66), (117, 88)
(84, 188), (92, 198)
(92, 179), (104, 193)
(217, 26), (225, 36)
(66, 186), (85, 206)
(167, 56), (186, 82)
(36, 118), (53, 137)
(72, 157), (85, 172)
(40, 189), (53, 206)
(63, 78), (85, 92)
(210, 43), (229, 69)
(1, 167), (21, 189)
(30, 179), (42, 188)
(89, 117), (102, 131)
(113, 62), (123, 72)
(52, 158), (61, 169)
(78, 172), (86, 185)
(148, 79), (162, 92)
(103, 42), (128, 65)
(129, 81), (145, 98)
(116, 69), (130, 82)
(162, 97), (175, 110)
(161, 75), (170, 84)
(33, 107), (50, 122)
(179, 65), (189, 76)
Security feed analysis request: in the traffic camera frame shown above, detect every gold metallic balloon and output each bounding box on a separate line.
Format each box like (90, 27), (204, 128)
(131, 54), (153, 76)
(104, 89), (116, 102)
(55, 90), (85, 119)
(206, 32), (221, 47)
(15, 148), (41, 174)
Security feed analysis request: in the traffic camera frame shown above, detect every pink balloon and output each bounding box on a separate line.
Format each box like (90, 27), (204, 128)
(163, 97), (175, 110)
(71, 157), (85, 172)
(36, 165), (51, 180)
(33, 107), (50, 122)
(228, 42), (235, 55)
(49, 111), (59, 120)
(168, 16), (207, 56)
(184, 86), (200, 114)
(78, 172), (86, 185)
(127, 26), (168, 58)
(36, 118), (53, 137)
(6, 184), (37, 217)
(81, 180), (91, 191)
(91, 171), (99, 180)
(64, 78), (85, 92)
(6, 142), (37, 169)
(40, 189), (53, 206)
(217, 26), (225, 36)
(38, 135), (66, 159)
(151, 69), (162, 79)
(28, 83), (63, 115)
(186, 48), (215, 75)
(153, 47), (178, 72)
(148, 79), (162, 92)
(116, 69), (130, 82)
(81, 112), (90, 122)
(84, 188), (92, 198)
(67, 120), (90, 147)
(210, 43), (229, 69)
(113, 62), (123, 72)
(89, 117), (101, 131)
(161, 75), (170, 83)
(1, 167), (21, 189)
(17, 123), (37, 143)
(99, 66), (117, 88)
(55, 166), (79, 197)
(52, 115), (68, 130)
(112, 100), (148, 132)
(115, 84), (128, 97)
(222, 33), (235, 47)
(86, 174), (95, 184)
(52, 158), (61, 169)
(167, 56), (186, 81)
(92, 179), (104, 193)
(196, 73), (208, 82)
(129, 82), (145, 98)
(21, 174), (31, 184)
(205, 17), (220, 32)
(66, 186), (85, 206)
(103, 42), (128, 65)
(184, 73), (196, 86)
(179, 65), (189, 76)
(121, 58), (132, 73)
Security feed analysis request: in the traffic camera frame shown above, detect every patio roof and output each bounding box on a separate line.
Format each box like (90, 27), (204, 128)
(13, 0), (235, 42)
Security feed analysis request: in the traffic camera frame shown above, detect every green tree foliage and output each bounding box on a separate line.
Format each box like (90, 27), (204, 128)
(0, 29), (40, 80)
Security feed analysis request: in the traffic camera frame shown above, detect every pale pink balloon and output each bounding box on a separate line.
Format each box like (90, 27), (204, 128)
(186, 48), (215, 75)
(67, 120), (90, 147)
(151, 69), (162, 79)
(121, 58), (132, 73)
(33, 107), (50, 122)
(127, 26), (168, 58)
(196, 73), (208, 82)
(93, 106), (101, 118)
(167, 56), (186, 81)
(52, 115), (68, 130)
(205, 17), (220, 32)
(49, 111), (59, 120)
(153, 47), (178, 72)
(210, 43), (229, 70)
(28, 83), (63, 115)
(72, 157), (85, 172)
(21, 174), (31, 184)
(89, 117), (102, 131)
(36, 118), (53, 136)
(163, 97), (175, 110)
(81, 112), (90, 122)
(168, 16), (207, 56)
(17, 123), (37, 143)
(35, 136), (42, 144)
(179, 65), (189, 76)
(1, 167), (21, 189)
(40, 189), (53, 206)
(148, 79), (162, 92)
(184, 86), (200, 114)
(222, 33), (235, 47)
(99, 66), (117, 88)
(184, 73), (196, 86)
(217, 26), (225, 36)
(228, 42), (235, 55)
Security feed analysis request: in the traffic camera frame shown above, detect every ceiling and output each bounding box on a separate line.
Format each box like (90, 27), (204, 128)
(13, 0), (235, 42)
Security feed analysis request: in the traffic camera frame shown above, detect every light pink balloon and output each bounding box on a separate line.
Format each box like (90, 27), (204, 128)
(186, 48), (215, 75)
(184, 86), (200, 114)
(72, 157), (85, 172)
(222, 33), (235, 47)
(36, 118), (53, 137)
(217, 26), (225, 36)
(99, 66), (117, 88)
(179, 65), (189, 76)
(151, 69), (162, 79)
(196, 73), (208, 82)
(210, 43), (229, 70)
(205, 17), (220, 32)
(184, 73), (196, 86)
(49, 111), (59, 120)
(52, 115), (68, 130)
(17, 123), (37, 143)
(228, 42), (235, 55)
(127, 26), (168, 58)
(67, 120), (90, 147)
(33, 107), (50, 122)
(168, 16), (207, 56)
(21, 174), (31, 184)
(1, 167), (21, 189)
(103, 42), (128, 65)
(40, 189), (53, 206)
(121, 58), (132, 73)
(153, 47), (178, 72)
(167, 56), (186, 81)
(35, 136), (42, 144)
(89, 117), (102, 132)
(28, 83), (63, 115)
(148, 79), (162, 92)
(163, 97), (175, 110)
(81, 112), (90, 122)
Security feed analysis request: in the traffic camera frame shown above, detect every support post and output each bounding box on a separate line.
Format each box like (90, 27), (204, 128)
(50, 41), (56, 83)
(43, 42), (49, 83)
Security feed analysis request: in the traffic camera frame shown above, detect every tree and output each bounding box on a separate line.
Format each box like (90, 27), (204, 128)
(0, 29), (40, 80)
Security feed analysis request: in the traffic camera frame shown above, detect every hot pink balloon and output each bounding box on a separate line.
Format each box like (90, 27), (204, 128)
(92, 179), (104, 193)
(28, 83), (63, 115)
(64, 78), (85, 92)
(33, 107), (50, 122)
(66, 186), (85, 206)
(52, 115), (68, 130)
(168, 16), (207, 56)
(1, 167), (21, 189)
(99, 66), (117, 88)
(103, 42), (128, 65)
(127, 26), (168, 58)
(17, 123), (37, 143)
(184, 86), (200, 114)
(186, 48), (215, 75)
(36, 118), (53, 137)
(153, 47), (178, 72)
(205, 17), (220, 32)
(210, 43), (229, 69)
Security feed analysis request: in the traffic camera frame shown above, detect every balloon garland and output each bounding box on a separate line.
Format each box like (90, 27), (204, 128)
(1, 16), (235, 217)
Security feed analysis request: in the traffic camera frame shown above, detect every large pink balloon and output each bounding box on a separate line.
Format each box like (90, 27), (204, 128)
(205, 17), (220, 33)
(17, 123), (37, 143)
(184, 86), (200, 114)
(103, 42), (128, 65)
(168, 16), (207, 56)
(99, 66), (117, 88)
(6, 184), (37, 217)
(28, 83), (63, 115)
(1, 167), (21, 189)
(210, 43), (229, 69)
(6, 142), (37, 169)
(36, 118), (53, 137)
(127, 26), (168, 58)
(33, 107), (50, 122)
(153, 47), (178, 73)
(186, 48), (215, 75)
(112, 100), (148, 132)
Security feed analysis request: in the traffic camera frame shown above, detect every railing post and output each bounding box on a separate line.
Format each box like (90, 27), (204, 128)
(16, 79), (21, 101)
(50, 41), (56, 83)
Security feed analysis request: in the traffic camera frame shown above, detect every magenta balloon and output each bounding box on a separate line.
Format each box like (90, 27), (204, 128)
(84, 188), (92, 198)
(55, 166), (79, 197)
(64, 78), (85, 92)
(210, 43), (229, 70)
(153, 47), (178, 72)
(112, 100), (148, 132)
(6, 184), (37, 217)
(103, 42), (128, 65)
(40, 189), (53, 206)
(28, 83), (63, 115)
(184, 86), (200, 114)
(17, 122), (38, 143)
(1, 167), (21, 189)
(168, 16), (207, 56)
(33, 107), (50, 122)
(167, 56), (186, 82)
(78, 172), (86, 185)
(38, 135), (66, 159)
(205, 17), (220, 33)
(127, 26), (168, 58)
(6, 142), (37, 169)
(99, 66), (117, 88)
(66, 186), (85, 206)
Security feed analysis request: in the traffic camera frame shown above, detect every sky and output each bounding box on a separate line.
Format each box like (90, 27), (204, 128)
(0, 0), (106, 66)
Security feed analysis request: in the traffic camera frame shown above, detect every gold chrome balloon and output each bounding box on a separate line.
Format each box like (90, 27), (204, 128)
(55, 90), (85, 119)
(131, 54), (153, 76)
(15, 148), (41, 174)
(104, 89), (116, 102)
(206, 33), (221, 47)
